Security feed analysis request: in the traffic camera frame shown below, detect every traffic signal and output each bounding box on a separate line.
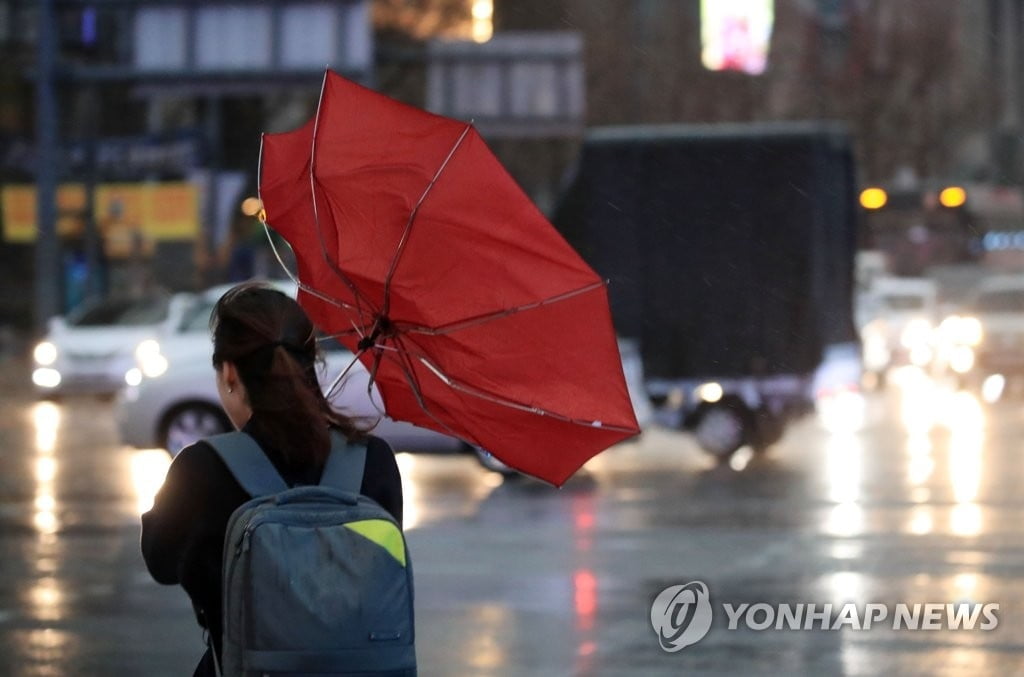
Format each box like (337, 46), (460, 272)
(859, 187), (887, 210)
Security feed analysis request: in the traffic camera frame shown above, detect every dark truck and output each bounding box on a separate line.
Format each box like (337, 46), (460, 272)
(553, 122), (861, 459)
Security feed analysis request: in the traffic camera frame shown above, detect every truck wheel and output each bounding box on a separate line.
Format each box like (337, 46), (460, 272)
(692, 400), (751, 461)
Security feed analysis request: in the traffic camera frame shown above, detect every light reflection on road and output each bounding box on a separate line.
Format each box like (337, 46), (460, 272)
(2, 361), (1021, 676)
(27, 401), (65, 636)
(823, 570), (867, 606)
(463, 603), (509, 672)
(395, 452), (502, 530)
(888, 368), (989, 539)
(130, 450), (172, 515)
(825, 433), (864, 537)
(26, 577), (63, 622)
(32, 402), (59, 454)
(905, 433), (933, 490)
(31, 403), (60, 536)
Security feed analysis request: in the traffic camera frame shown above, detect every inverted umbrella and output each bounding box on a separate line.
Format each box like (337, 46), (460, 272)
(258, 70), (639, 486)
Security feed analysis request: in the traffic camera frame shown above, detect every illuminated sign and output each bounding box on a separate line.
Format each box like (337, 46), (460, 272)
(701, 0), (774, 75)
(982, 231), (1024, 251)
(1, 183), (199, 243)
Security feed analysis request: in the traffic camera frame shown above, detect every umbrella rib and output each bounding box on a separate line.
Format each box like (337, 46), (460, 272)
(256, 129), (372, 327)
(386, 334), (476, 443)
(396, 280), (607, 337)
(319, 324), (375, 342)
(381, 123), (474, 317)
(332, 337), (445, 432)
(309, 72), (380, 321)
(364, 342), (389, 419)
(258, 219), (367, 315)
(391, 332), (638, 434)
(324, 346), (369, 402)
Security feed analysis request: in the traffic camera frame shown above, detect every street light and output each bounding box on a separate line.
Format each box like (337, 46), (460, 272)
(240, 197), (263, 217)
(471, 0), (493, 43)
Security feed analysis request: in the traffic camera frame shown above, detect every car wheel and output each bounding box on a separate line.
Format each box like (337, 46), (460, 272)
(160, 403), (231, 455)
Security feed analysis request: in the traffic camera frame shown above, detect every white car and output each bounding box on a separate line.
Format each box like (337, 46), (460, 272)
(116, 282), (653, 473)
(116, 280), (651, 469)
(31, 292), (195, 396)
(116, 332), (469, 456)
(858, 276), (939, 377)
(115, 282), (458, 454)
(943, 275), (1024, 399)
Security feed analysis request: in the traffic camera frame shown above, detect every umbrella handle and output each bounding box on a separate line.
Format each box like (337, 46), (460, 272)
(356, 315), (393, 352)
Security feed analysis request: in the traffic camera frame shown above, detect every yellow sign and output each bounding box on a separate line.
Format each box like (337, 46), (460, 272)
(1, 182), (199, 243)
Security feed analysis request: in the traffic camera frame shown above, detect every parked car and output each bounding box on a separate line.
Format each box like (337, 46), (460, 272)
(31, 291), (194, 396)
(115, 282), (653, 474)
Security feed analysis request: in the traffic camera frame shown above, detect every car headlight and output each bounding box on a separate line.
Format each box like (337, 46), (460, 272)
(900, 319), (933, 350)
(32, 368), (62, 388)
(959, 316), (983, 346)
(939, 315), (983, 347)
(696, 382), (723, 403)
(950, 345), (975, 374)
(134, 339), (169, 378)
(33, 341), (57, 366)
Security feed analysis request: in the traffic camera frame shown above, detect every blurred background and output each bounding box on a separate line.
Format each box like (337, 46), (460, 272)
(0, 0), (1021, 332)
(2, 2), (1024, 675)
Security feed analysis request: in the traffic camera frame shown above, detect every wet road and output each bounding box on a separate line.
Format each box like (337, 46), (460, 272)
(1, 358), (1023, 676)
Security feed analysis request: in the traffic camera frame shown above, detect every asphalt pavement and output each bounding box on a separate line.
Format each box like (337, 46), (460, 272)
(0, 354), (1023, 676)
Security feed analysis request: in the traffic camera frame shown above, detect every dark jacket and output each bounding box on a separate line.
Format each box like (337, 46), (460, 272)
(141, 420), (403, 676)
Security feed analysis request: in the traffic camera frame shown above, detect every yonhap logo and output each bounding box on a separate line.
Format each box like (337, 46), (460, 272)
(649, 583), (1000, 654)
(650, 581), (713, 652)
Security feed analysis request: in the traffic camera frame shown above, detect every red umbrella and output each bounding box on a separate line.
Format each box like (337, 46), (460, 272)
(258, 70), (639, 486)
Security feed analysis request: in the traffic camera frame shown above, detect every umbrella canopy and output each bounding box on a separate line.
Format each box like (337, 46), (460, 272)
(259, 70), (639, 486)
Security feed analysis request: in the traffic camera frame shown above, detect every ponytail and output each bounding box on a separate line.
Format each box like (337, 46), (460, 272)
(211, 283), (363, 471)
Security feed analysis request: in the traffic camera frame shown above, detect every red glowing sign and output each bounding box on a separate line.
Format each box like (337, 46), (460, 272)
(701, 0), (775, 75)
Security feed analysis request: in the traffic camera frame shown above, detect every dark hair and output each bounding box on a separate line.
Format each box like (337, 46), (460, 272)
(210, 282), (363, 470)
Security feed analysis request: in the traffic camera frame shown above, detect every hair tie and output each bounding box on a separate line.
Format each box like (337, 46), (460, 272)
(270, 339), (313, 360)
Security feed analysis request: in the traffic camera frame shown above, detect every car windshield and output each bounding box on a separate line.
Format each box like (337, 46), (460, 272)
(66, 296), (171, 327)
(177, 300), (217, 333)
(882, 294), (926, 311)
(974, 289), (1024, 313)
(177, 302), (350, 353)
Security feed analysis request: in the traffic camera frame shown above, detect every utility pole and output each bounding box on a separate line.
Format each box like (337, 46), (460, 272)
(82, 86), (104, 301)
(996, 0), (1022, 184)
(34, 0), (60, 331)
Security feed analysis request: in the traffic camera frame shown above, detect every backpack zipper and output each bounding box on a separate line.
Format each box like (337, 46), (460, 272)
(234, 517), (259, 557)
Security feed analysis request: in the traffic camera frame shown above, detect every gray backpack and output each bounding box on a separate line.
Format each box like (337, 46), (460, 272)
(204, 431), (416, 677)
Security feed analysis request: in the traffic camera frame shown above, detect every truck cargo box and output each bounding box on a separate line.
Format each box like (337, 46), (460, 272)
(553, 122), (859, 381)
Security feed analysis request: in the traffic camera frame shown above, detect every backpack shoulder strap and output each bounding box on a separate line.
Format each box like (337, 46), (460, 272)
(205, 431), (289, 498)
(318, 430), (367, 494)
